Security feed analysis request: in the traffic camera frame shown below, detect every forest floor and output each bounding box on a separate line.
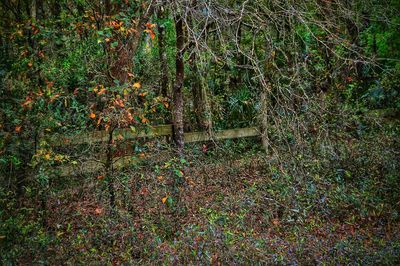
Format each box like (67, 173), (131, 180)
(3, 140), (399, 265)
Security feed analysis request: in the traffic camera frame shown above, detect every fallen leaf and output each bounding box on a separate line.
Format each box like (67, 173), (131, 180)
(157, 175), (164, 181)
(50, 94), (60, 102)
(97, 117), (102, 126)
(96, 175), (104, 180)
(21, 97), (33, 107)
(162, 196), (168, 204)
(97, 87), (106, 95)
(140, 187), (149, 196)
(15, 125), (22, 133)
(272, 219), (280, 226)
(95, 208), (103, 215)
(90, 113), (96, 119)
(133, 82), (141, 89)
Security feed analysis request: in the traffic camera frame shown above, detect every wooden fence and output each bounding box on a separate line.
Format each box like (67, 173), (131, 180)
(50, 125), (260, 176)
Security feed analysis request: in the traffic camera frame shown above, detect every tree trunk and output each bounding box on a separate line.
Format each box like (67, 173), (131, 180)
(158, 7), (169, 98)
(173, 15), (185, 156)
(188, 0), (212, 133)
(105, 129), (115, 210)
(260, 90), (269, 153)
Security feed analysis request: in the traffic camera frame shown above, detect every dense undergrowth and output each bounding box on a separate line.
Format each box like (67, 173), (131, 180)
(1, 104), (399, 265)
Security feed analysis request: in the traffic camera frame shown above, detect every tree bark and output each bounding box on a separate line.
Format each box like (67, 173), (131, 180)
(173, 15), (185, 156)
(188, 0), (212, 133)
(105, 129), (115, 210)
(157, 6), (169, 98)
(260, 89), (270, 153)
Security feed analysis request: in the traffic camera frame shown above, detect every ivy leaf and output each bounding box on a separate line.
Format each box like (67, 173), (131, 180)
(111, 41), (118, 48)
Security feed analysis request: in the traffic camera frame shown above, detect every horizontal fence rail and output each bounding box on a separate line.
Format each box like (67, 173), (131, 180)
(49, 125), (260, 176)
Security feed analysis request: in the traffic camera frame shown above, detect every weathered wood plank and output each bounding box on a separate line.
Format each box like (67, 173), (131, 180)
(184, 127), (259, 143)
(58, 156), (141, 177)
(49, 125), (259, 147)
(49, 124), (173, 147)
(55, 127), (260, 176)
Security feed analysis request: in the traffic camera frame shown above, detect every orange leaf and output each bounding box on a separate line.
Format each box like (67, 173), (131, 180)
(157, 175), (164, 181)
(96, 175), (104, 180)
(140, 187), (149, 196)
(21, 97), (33, 107)
(272, 219), (280, 226)
(15, 125), (22, 133)
(95, 207), (103, 215)
(50, 94), (60, 103)
(150, 30), (155, 40)
(126, 112), (134, 121)
(97, 87), (106, 95)
(90, 113), (96, 119)
(145, 23), (156, 28)
(46, 80), (55, 89)
(114, 99), (125, 107)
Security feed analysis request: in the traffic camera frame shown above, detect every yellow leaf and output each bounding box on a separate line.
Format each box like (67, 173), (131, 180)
(44, 153), (51, 160)
(133, 82), (141, 89)
(162, 196), (168, 204)
(157, 175), (164, 181)
(97, 87), (106, 95)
